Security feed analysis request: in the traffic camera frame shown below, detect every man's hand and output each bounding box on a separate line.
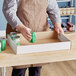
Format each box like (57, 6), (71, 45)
(54, 23), (64, 35)
(16, 24), (32, 41)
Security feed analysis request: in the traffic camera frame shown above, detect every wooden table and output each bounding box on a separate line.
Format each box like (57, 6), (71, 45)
(0, 33), (76, 76)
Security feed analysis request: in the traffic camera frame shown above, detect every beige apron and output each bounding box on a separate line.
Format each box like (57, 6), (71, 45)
(6, 0), (49, 68)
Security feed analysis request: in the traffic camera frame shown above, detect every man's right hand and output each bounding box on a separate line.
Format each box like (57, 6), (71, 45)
(16, 24), (32, 41)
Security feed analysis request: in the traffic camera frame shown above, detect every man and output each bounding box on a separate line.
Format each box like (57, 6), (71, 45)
(3, 0), (64, 76)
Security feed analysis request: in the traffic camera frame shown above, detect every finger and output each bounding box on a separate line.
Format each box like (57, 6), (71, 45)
(22, 34), (32, 41)
(59, 29), (64, 36)
(59, 29), (63, 36)
(26, 29), (32, 35)
(58, 32), (60, 36)
(22, 31), (32, 40)
(55, 28), (59, 35)
(26, 37), (31, 41)
(25, 32), (32, 38)
(60, 29), (64, 34)
(26, 31), (31, 35)
(26, 34), (32, 39)
(25, 35), (32, 41)
(26, 28), (31, 35)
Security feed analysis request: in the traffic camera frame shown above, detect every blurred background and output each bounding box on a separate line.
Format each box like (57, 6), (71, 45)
(0, 0), (6, 30)
(0, 0), (76, 31)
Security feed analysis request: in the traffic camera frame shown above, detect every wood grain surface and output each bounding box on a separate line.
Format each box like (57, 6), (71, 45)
(0, 60), (76, 76)
(0, 33), (76, 68)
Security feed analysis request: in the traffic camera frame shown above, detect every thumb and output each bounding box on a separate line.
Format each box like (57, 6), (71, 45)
(55, 28), (60, 35)
(60, 28), (64, 35)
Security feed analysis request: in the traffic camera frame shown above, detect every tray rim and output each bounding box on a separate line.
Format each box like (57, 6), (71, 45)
(7, 31), (71, 54)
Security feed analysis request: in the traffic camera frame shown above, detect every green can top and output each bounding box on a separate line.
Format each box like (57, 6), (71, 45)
(12, 36), (20, 39)
(0, 38), (6, 41)
(10, 32), (17, 35)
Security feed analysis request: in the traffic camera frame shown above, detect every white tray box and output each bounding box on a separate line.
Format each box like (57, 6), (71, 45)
(7, 31), (71, 54)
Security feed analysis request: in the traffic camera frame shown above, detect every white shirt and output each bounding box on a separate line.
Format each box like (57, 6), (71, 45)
(3, 0), (61, 29)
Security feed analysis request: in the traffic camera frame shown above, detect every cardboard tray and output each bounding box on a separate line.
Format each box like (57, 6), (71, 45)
(7, 31), (71, 54)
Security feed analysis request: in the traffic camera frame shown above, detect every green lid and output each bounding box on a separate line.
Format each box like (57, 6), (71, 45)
(30, 32), (36, 43)
(10, 32), (17, 35)
(12, 36), (20, 39)
(16, 43), (20, 46)
(0, 38), (6, 40)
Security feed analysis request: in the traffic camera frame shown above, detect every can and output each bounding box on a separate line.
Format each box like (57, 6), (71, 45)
(0, 41), (1, 53)
(62, 8), (66, 15)
(10, 32), (17, 39)
(67, 8), (70, 14)
(12, 36), (20, 46)
(70, 7), (74, 14)
(10, 32), (17, 35)
(30, 32), (36, 43)
(0, 38), (6, 51)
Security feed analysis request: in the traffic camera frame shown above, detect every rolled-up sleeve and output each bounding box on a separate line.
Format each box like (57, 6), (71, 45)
(2, 0), (22, 29)
(47, 0), (61, 25)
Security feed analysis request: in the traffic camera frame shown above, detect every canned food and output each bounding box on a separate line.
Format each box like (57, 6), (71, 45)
(12, 36), (20, 45)
(10, 32), (17, 35)
(10, 32), (17, 39)
(60, 10), (62, 15)
(62, 8), (67, 14)
(0, 38), (6, 51)
(70, 7), (75, 14)
(66, 8), (70, 14)
(30, 32), (36, 43)
(0, 41), (1, 53)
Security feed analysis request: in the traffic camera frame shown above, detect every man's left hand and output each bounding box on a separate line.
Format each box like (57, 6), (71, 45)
(54, 26), (64, 35)
(54, 23), (64, 35)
